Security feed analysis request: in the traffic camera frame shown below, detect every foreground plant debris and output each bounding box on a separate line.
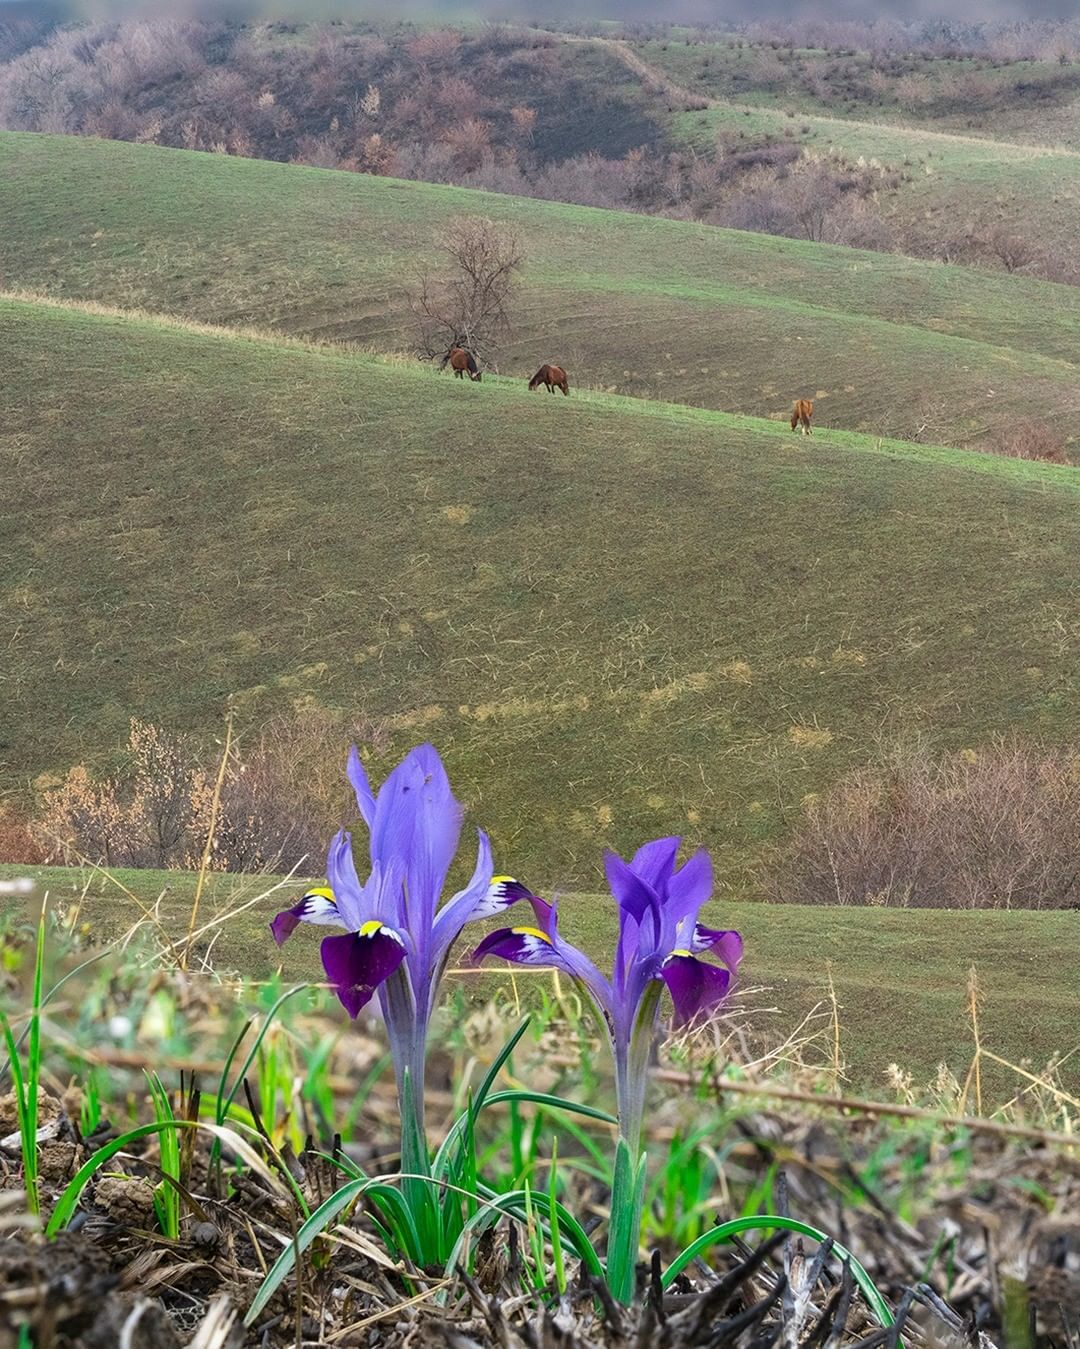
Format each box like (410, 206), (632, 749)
(1, 1079), (1077, 1348)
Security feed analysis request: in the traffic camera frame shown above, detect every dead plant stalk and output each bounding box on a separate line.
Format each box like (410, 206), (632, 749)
(182, 712), (233, 971)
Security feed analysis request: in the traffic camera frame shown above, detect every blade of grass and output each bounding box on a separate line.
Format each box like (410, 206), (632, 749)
(662, 1215), (896, 1337)
(47, 1119), (286, 1238)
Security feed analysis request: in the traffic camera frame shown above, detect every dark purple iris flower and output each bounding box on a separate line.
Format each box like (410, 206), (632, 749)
(471, 837), (742, 1153)
(271, 743), (530, 1119)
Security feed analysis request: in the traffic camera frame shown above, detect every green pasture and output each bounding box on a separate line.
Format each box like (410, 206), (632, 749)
(3, 295), (1077, 895)
(637, 38), (1080, 141)
(3, 863), (1077, 1099)
(2, 134), (1080, 447)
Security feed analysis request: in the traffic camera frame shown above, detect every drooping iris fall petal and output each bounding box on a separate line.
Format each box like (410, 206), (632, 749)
(689, 924), (744, 972)
(471, 924), (558, 968)
(661, 953), (732, 1027)
(270, 887), (344, 946)
(321, 924), (407, 1019)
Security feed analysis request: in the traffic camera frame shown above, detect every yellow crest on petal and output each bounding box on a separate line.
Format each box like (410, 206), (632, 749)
(358, 920), (384, 938)
(511, 925), (552, 944)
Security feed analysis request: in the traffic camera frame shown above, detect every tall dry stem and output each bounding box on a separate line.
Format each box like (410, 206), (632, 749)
(182, 712), (233, 972)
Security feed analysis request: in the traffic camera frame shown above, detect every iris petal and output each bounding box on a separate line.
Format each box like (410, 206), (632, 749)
(347, 745), (377, 829)
(691, 925), (744, 972)
(472, 900), (614, 1013)
(372, 744), (462, 936)
(664, 849), (713, 931)
(321, 926), (407, 1019)
(269, 887), (344, 946)
(471, 925), (556, 967)
(661, 954), (732, 1027)
(326, 830), (367, 930)
(630, 836), (680, 890)
(604, 849), (661, 925)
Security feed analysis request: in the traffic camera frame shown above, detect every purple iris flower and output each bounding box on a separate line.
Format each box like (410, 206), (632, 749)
(270, 743), (530, 1124)
(471, 837), (742, 1154)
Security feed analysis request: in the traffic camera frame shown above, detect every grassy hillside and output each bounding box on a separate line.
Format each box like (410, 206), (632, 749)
(3, 294), (1077, 894)
(675, 95), (1080, 245)
(611, 39), (1080, 273)
(4, 863), (1078, 1096)
(2, 133), (1080, 452)
(632, 37), (1080, 144)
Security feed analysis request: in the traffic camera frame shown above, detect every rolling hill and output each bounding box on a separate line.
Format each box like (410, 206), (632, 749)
(2, 133), (1080, 454)
(3, 292), (1077, 893)
(608, 37), (1080, 277)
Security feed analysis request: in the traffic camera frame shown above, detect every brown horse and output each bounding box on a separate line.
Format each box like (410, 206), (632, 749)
(528, 364), (569, 396)
(444, 347), (481, 381)
(790, 399), (814, 435)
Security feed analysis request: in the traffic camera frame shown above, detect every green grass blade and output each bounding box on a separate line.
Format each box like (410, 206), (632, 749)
(432, 1087), (614, 1181)
(46, 1119), (285, 1238)
(662, 1215), (896, 1336)
(243, 1178), (368, 1327)
(220, 985), (309, 1118)
(215, 1018), (253, 1125)
(449, 1185), (603, 1282)
(364, 1180), (424, 1261)
(145, 1073), (180, 1239)
(0, 1013), (36, 1215)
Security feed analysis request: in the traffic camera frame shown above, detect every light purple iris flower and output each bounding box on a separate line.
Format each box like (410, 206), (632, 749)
(471, 837), (742, 1153)
(270, 743), (530, 1122)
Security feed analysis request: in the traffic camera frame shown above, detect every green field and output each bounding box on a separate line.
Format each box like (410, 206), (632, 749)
(4, 863), (1077, 1098)
(3, 133), (1080, 450)
(4, 293), (1077, 894)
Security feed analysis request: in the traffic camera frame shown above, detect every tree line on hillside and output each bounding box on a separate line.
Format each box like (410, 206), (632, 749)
(3, 17), (1080, 285)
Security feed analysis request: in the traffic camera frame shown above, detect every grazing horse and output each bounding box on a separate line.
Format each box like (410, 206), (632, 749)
(528, 364), (569, 396)
(790, 399), (814, 435)
(443, 347), (481, 381)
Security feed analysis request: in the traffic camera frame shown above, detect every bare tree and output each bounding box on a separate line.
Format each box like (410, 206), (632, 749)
(408, 215), (524, 368)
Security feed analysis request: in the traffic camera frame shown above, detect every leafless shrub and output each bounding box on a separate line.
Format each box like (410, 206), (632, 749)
(33, 711), (391, 874)
(990, 418), (1070, 465)
(36, 721), (214, 869)
(441, 116), (492, 173)
(985, 225), (1036, 274)
(510, 104), (536, 141)
(0, 803), (45, 865)
(774, 736), (1080, 910)
(407, 29), (461, 65)
(408, 214), (525, 365)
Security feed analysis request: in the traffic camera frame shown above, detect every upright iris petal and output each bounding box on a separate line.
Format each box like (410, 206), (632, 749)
(269, 742), (534, 1154)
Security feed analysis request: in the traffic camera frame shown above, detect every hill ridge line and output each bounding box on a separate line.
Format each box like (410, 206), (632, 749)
(6, 289), (1077, 491)
(583, 34), (1080, 161)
